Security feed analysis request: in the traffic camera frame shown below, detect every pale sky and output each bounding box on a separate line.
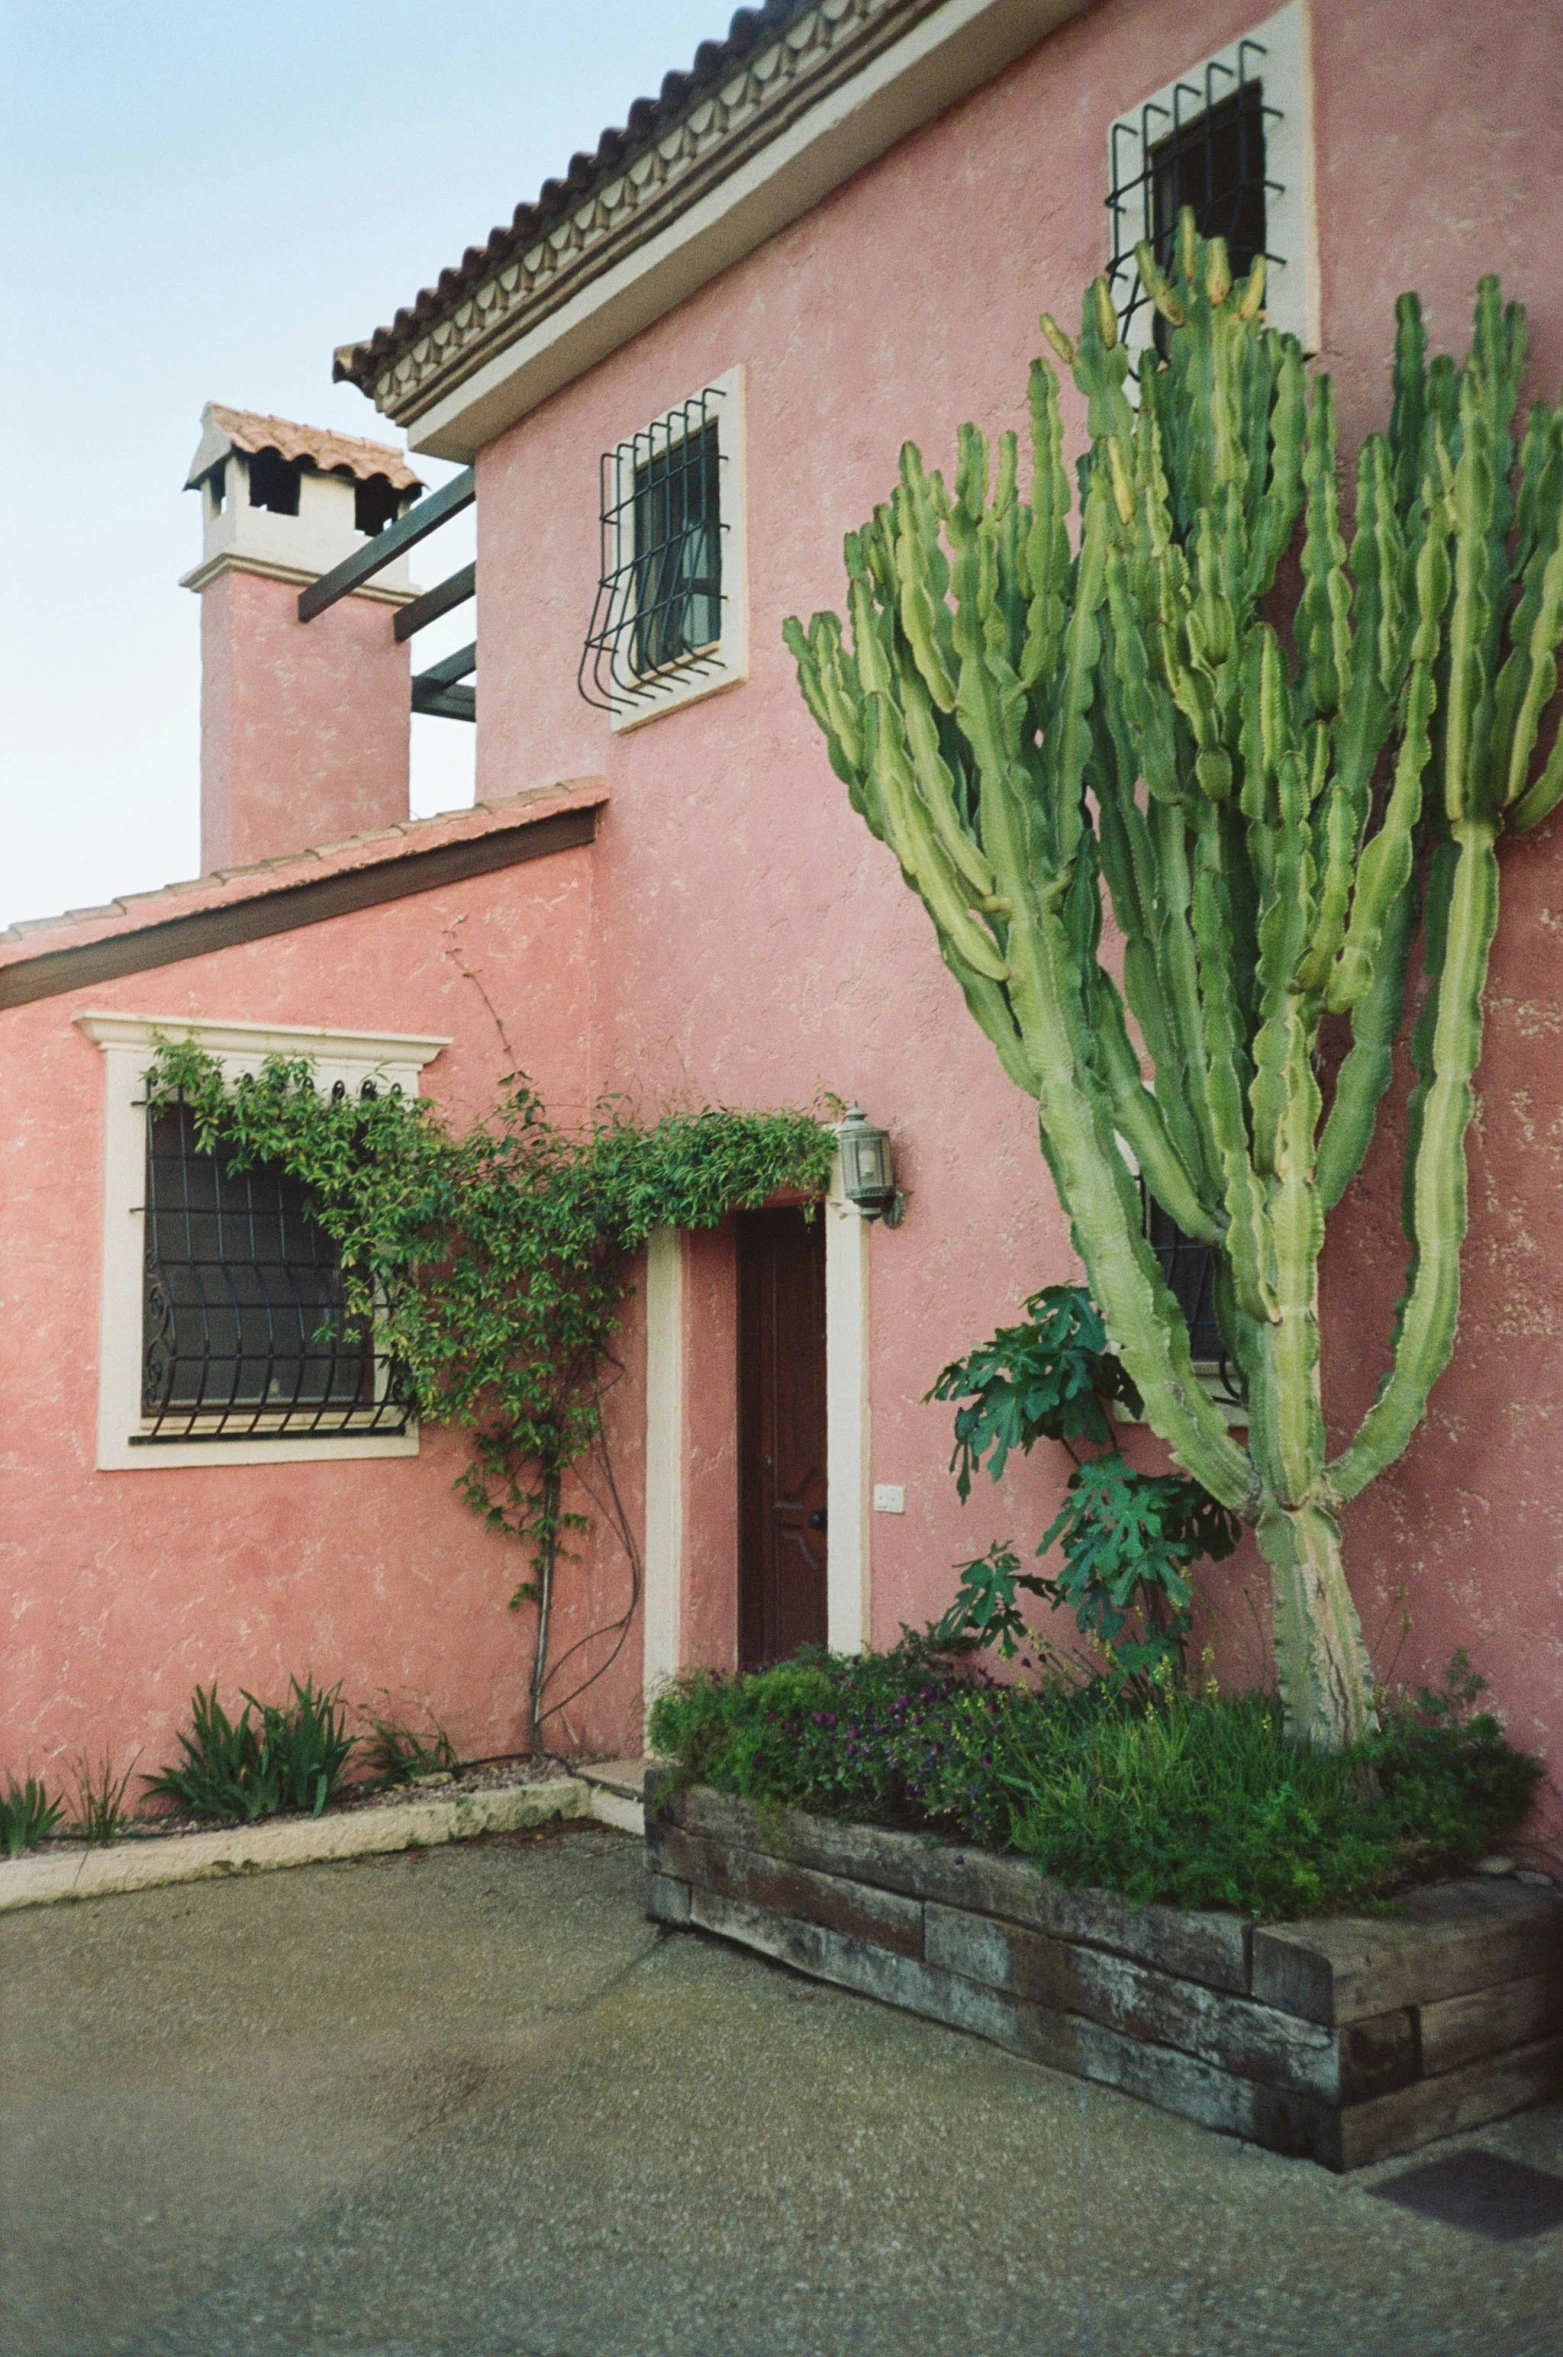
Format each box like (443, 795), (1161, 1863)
(0, 1), (726, 927)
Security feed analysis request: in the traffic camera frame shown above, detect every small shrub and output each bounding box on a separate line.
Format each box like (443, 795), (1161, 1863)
(649, 1645), (1541, 1918)
(361, 1710), (459, 1789)
(1, 1774), (62, 1855)
(927, 1287), (1240, 1683)
(71, 1752), (138, 1846)
(145, 1678), (356, 1826)
(254, 1679), (357, 1816)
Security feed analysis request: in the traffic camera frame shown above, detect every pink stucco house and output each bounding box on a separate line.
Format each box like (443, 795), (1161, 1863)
(4, 0), (1560, 1811)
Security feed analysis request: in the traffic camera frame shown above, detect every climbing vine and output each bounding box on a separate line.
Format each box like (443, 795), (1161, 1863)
(145, 1039), (838, 1748)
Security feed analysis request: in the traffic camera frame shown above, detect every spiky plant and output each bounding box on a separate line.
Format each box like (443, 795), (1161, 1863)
(785, 215), (1563, 1749)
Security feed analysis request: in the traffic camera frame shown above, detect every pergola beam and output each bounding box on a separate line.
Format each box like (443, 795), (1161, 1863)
(393, 561), (476, 643)
(298, 468), (475, 621)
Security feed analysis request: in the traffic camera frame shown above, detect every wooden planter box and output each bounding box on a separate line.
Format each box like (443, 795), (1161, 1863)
(646, 1781), (1563, 2171)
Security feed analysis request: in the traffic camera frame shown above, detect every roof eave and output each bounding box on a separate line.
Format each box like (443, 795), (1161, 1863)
(357, 0), (1087, 463)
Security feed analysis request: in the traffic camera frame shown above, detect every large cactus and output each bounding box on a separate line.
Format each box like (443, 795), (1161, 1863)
(785, 219), (1563, 1749)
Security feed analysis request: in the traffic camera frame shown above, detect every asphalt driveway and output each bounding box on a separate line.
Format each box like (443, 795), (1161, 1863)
(3, 1822), (1560, 2357)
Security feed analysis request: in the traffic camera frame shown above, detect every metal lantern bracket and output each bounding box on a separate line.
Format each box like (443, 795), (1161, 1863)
(836, 1104), (905, 1227)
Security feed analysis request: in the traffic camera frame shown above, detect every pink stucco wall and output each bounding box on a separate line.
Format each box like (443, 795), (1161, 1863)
(0, 807), (604, 1786)
(199, 569), (411, 872)
(466, 0), (1563, 1801)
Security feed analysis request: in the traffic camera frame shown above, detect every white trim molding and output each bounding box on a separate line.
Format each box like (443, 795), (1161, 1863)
(74, 1012), (448, 1472)
(178, 550), (414, 607)
(825, 1156), (872, 1654)
(1106, 2), (1317, 366)
(642, 1225), (686, 1719)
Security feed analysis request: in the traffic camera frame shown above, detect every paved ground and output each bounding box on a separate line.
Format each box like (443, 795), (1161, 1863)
(3, 1824), (1561, 2357)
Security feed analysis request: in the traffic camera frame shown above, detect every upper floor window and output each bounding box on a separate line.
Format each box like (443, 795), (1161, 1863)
(579, 365), (748, 731)
(629, 415), (722, 677)
(1106, 3), (1314, 368)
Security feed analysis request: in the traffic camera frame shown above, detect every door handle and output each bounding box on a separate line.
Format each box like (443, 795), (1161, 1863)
(807, 1507), (827, 1532)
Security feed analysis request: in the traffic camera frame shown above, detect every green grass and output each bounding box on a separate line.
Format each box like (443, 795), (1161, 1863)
(648, 1643), (1541, 1919)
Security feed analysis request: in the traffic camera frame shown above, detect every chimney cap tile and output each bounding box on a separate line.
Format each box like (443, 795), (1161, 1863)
(186, 403), (423, 494)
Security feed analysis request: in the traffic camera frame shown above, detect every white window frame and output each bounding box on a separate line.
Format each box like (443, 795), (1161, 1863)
(1106, 2), (1317, 372)
(605, 363), (749, 734)
(75, 1012), (448, 1471)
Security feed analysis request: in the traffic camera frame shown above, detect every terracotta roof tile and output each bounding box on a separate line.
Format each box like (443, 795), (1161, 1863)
(1, 785), (607, 959)
(333, 1), (812, 397)
(185, 403), (423, 492)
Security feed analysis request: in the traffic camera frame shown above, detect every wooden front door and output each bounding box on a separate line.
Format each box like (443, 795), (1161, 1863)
(738, 1207), (828, 1668)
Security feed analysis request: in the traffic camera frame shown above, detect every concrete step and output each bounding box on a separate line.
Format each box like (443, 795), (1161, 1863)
(576, 1756), (661, 1834)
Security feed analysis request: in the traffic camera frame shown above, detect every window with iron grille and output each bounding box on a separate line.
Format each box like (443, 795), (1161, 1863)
(1105, 4), (1313, 367)
(138, 1098), (411, 1444)
(579, 368), (747, 725)
(77, 1014), (442, 1471)
(1140, 1180), (1243, 1411)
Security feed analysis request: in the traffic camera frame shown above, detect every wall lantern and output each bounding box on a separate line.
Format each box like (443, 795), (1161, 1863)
(837, 1104), (904, 1226)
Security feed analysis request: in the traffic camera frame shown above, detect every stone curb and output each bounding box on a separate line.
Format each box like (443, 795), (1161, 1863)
(0, 1777), (596, 1914)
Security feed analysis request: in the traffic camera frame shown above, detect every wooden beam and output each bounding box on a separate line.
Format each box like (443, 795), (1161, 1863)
(297, 467), (475, 621)
(393, 561), (476, 642)
(411, 680), (476, 722)
(0, 804), (596, 1009)
(415, 642), (476, 688)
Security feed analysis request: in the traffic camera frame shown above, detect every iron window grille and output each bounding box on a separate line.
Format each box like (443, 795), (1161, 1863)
(1106, 36), (1283, 354)
(1141, 1180), (1243, 1409)
(579, 387), (726, 715)
(137, 1096), (411, 1444)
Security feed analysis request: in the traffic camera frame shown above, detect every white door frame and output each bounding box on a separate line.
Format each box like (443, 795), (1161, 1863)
(641, 1153), (871, 1720)
(642, 1224), (686, 1715)
(823, 1156), (871, 1654)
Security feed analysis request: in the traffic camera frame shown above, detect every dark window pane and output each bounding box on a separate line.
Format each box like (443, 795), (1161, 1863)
(1148, 81), (1266, 355)
(142, 1103), (385, 1435)
(1151, 81), (1267, 277)
(630, 420), (721, 676)
(1143, 1190), (1225, 1367)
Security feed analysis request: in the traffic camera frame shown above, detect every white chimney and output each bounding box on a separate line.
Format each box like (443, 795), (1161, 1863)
(182, 405), (423, 872)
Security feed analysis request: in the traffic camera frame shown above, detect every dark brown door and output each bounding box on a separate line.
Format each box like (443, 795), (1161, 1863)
(738, 1207), (828, 1668)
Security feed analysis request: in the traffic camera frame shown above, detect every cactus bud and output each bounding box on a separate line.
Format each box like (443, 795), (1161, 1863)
(1177, 206), (1198, 287)
(1135, 244), (1186, 329)
(1040, 312), (1075, 368)
(1204, 237), (1231, 307)
(1092, 277), (1120, 351)
(1107, 438), (1135, 526)
(1236, 257), (1267, 320)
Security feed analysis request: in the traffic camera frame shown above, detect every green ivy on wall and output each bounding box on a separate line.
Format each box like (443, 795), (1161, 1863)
(145, 1038), (838, 1749)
